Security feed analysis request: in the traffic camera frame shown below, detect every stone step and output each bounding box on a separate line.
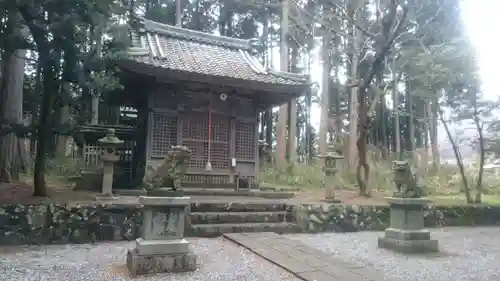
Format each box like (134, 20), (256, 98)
(183, 189), (295, 199)
(188, 222), (302, 237)
(190, 202), (289, 213)
(190, 211), (287, 224)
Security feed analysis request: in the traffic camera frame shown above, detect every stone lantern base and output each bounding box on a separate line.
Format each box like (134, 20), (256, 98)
(377, 197), (438, 253)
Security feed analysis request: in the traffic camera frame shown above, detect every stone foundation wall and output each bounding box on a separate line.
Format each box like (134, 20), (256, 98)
(0, 204), (142, 245)
(293, 204), (500, 233)
(1, 202), (500, 245)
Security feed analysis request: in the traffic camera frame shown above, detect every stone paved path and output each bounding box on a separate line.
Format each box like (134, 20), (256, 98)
(0, 238), (300, 281)
(286, 227), (500, 281)
(223, 232), (384, 281)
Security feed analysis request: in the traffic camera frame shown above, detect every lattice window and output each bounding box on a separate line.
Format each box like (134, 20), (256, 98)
(83, 144), (102, 169)
(182, 111), (208, 140)
(183, 175), (230, 184)
(210, 142), (229, 169)
(182, 140), (207, 169)
(211, 114), (229, 142)
(235, 120), (256, 160)
(151, 113), (178, 157)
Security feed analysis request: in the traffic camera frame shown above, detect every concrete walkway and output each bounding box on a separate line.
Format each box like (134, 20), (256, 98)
(223, 232), (384, 281)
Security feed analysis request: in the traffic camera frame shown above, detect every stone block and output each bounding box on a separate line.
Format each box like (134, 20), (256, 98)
(378, 197), (438, 253)
(378, 236), (438, 253)
(136, 238), (190, 255)
(139, 196), (190, 207)
(140, 196), (190, 240)
(386, 197), (427, 230)
(126, 249), (197, 276)
(147, 189), (185, 197)
(385, 197), (429, 206)
(142, 207), (186, 240)
(384, 228), (431, 241)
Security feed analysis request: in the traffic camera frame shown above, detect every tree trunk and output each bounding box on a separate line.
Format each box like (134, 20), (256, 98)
(275, 0), (289, 170)
(474, 118), (484, 204)
(0, 15), (26, 183)
(90, 20), (104, 125)
(439, 110), (472, 203)
(430, 97), (439, 171)
(33, 54), (56, 197)
(56, 82), (70, 157)
(422, 100), (430, 167)
(175, 0), (182, 26)
(392, 62), (401, 157)
(287, 44), (298, 163)
(406, 77), (415, 162)
(318, 29), (331, 155)
(30, 64), (42, 156)
(356, 86), (370, 197)
(305, 45), (313, 162)
(347, 18), (361, 168)
(262, 11), (273, 156)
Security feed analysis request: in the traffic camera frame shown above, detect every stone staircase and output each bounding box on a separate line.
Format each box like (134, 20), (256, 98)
(187, 202), (301, 237)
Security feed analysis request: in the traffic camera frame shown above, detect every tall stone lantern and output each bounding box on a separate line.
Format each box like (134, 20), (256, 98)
(319, 145), (343, 203)
(258, 140), (270, 166)
(95, 128), (123, 200)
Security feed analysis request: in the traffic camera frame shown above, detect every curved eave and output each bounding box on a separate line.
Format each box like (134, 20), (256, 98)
(117, 58), (309, 108)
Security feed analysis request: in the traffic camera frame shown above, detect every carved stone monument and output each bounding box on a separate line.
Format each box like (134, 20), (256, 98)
(95, 129), (123, 200)
(319, 145), (343, 203)
(127, 196), (196, 276)
(377, 160), (438, 253)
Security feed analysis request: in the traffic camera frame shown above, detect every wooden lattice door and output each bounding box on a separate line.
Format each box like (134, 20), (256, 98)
(180, 93), (230, 183)
(150, 111), (178, 158)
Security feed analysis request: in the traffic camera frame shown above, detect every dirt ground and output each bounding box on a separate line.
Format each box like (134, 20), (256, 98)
(0, 178), (391, 205)
(0, 178), (487, 206)
(0, 179), (95, 204)
(293, 189), (391, 205)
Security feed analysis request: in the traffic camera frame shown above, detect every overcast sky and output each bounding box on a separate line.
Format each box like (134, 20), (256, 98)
(265, 1), (497, 159)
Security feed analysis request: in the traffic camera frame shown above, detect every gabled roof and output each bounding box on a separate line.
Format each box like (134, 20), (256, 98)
(124, 16), (309, 88)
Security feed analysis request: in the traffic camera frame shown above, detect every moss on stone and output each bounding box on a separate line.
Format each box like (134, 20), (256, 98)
(1, 201), (500, 245)
(0, 203), (142, 245)
(294, 203), (500, 233)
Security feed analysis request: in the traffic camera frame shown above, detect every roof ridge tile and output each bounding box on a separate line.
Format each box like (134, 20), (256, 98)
(133, 16), (252, 50)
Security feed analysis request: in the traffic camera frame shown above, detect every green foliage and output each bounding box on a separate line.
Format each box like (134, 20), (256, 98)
(261, 159), (500, 199)
(45, 157), (82, 180)
(260, 163), (325, 188)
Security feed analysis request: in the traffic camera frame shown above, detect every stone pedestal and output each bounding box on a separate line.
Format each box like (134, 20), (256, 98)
(378, 197), (438, 253)
(96, 164), (116, 200)
(127, 196), (197, 276)
(323, 183), (340, 203)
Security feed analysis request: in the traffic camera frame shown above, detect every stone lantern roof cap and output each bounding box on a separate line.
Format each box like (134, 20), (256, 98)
(97, 129), (124, 145)
(319, 151), (344, 159)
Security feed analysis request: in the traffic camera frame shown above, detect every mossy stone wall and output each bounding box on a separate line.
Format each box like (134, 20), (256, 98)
(293, 204), (500, 233)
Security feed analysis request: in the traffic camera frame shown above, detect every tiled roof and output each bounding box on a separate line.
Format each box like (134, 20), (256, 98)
(125, 17), (309, 86)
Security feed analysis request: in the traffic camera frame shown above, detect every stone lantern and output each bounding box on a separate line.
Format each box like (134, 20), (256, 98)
(258, 140), (270, 166)
(96, 128), (123, 200)
(318, 145), (343, 203)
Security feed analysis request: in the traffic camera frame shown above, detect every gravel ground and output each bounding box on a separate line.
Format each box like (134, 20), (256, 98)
(0, 238), (300, 281)
(286, 227), (500, 281)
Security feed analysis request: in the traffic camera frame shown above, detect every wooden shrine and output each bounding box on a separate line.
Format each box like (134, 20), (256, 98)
(78, 16), (310, 190)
